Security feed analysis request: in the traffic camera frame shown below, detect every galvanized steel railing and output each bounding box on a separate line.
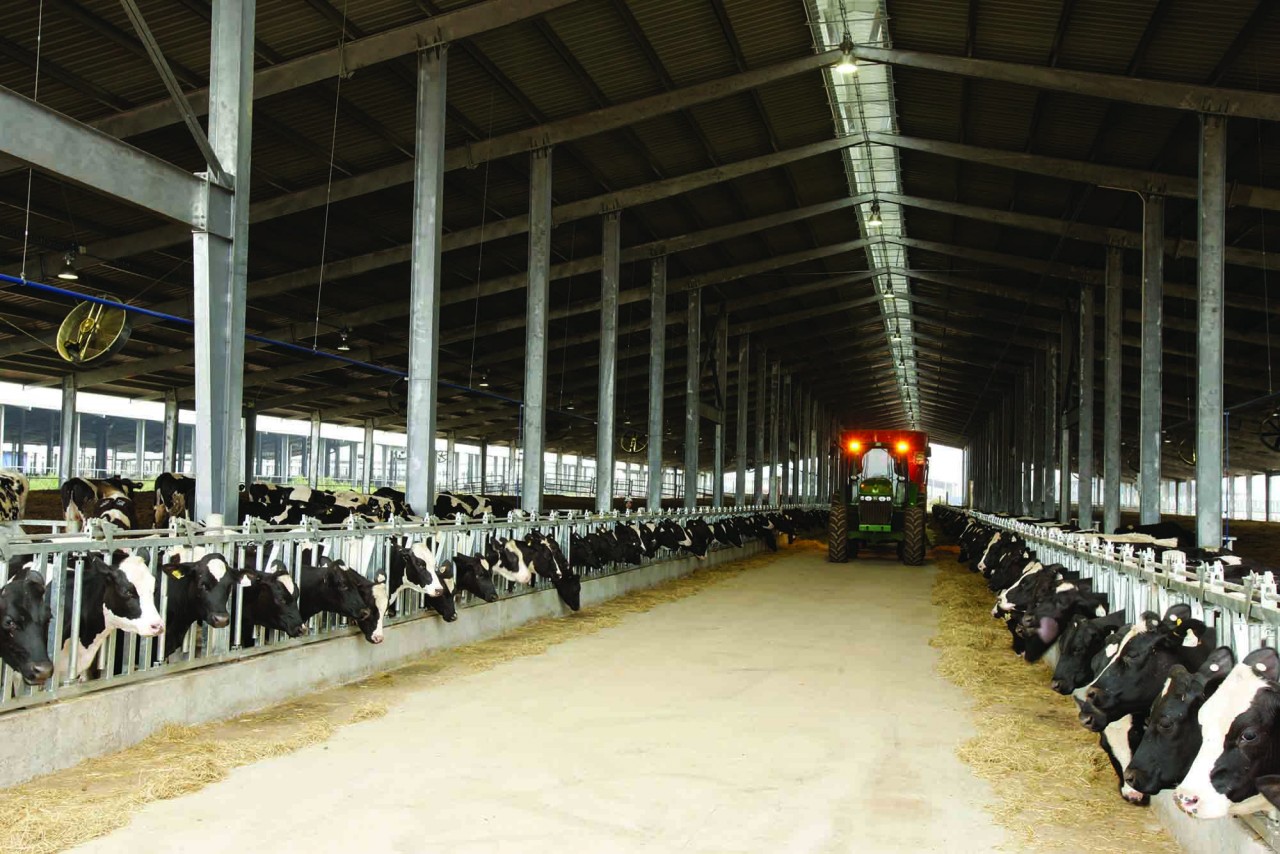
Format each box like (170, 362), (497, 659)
(0, 504), (810, 715)
(972, 512), (1280, 660)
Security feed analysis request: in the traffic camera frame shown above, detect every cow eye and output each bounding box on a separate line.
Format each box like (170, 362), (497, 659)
(1241, 729), (1259, 744)
(1, 616), (14, 632)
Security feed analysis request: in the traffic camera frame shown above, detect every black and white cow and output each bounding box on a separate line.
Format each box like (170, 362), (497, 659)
(237, 565), (305, 642)
(1049, 610), (1129, 695)
(56, 550), (165, 680)
(1125, 646), (1234, 797)
(157, 552), (249, 659)
(0, 471), (29, 527)
(61, 475), (144, 526)
(432, 491), (515, 520)
(452, 554), (499, 603)
(0, 560), (53, 684)
(154, 472), (197, 527)
(92, 495), (138, 530)
(1173, 647), (1280, 818)
(298, 560), (374, 626)
(386, 543), (457, 622)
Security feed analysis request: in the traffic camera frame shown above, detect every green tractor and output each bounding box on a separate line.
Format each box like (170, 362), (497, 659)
(828, 429), (930, 565)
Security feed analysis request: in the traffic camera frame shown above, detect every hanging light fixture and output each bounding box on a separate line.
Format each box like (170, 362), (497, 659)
(867, 202), (883, 228)
(478, 371), (490, 388)
(57, 251), (79, 281)
(835, 32), (857, 75)
(565, 397), (576, 411)
(336, 327), (351, 351)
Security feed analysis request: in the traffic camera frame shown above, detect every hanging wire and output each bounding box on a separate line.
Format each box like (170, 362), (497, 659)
(311, 0), (350, 350)
(19, 0), (47, 281)
(467, 82), (498, 388)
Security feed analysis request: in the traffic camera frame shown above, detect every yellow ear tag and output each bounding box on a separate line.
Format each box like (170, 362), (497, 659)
(169, 569), (184, 579)
(1175, 617), (1182, 626)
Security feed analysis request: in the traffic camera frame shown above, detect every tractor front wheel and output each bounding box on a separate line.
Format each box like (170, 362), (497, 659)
(901, 504), (927, 566)
(828, 494), (849, 563)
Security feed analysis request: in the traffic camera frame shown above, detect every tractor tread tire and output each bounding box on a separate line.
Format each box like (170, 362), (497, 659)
(902, 504), (927, 566)
(828, 495), (849, 563)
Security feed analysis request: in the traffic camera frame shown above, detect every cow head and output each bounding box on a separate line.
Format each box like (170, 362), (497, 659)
(1082, 606), (1208, 730)
(243, 566), (305, 638)
(0, 562), (53, 684)
(93, 552), (164, 637)
(1126, 646), (1234, 796)
(1050, 610), (1128, 694)
(163, 553), (242, 629)
(342, 568), (385, 644)
(94, 496), (135, 530)
(1175, 648), (1280, 818)
(453, 554), (499, 603)
(105, 476), (144, 496)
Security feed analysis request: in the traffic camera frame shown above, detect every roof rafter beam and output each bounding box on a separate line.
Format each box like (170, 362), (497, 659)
(851, 44), (1280, 121)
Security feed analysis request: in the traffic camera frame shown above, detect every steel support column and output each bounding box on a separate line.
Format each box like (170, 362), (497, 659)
(770, 362), (781, 505)
(754, 349), (766, 505)
(521, 146), (553, 513)
(307, 411), (321, 488)
(1030, 353), (1043, 514)
(1140, 194), (1165, 524)
(162, 390), (179, 472)
(647, 257), (668, 512)
(1103, 245), (1124, 534)
(192, 0), (254, 523)
(1058, 312), (1071, 524)
(1078, 282), (1095, 529)
(58, 376), (77, 483)
(1197, 115), (1227, 549)
(780, 374), (792, 503)
(734, 334), (749, 506)
(242, 406), (256, 486)
(713, 313), (728, 506)
(683, 289), (701, 509)
(405, 45), (448, 517)
(595, 211), (620, 514)
(361, 419), (375, 494)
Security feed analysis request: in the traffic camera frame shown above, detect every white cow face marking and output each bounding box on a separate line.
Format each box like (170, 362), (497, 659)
(206, 557), (229, 582)
(105, 556), (164, 637)
(277, 574), (296, 596)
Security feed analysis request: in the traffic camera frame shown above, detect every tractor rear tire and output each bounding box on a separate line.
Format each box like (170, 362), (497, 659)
(828, 495), (849, 563)
(902, 504), (927, 566)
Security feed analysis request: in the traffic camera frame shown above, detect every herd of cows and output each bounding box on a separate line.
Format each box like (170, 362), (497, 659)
(0, 468), (823, 700)
(934, 505), (1280, 821)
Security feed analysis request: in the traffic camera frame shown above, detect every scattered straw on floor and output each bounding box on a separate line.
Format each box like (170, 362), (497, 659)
(930, 541), (1172, 853)
(0, 540), (795, 854)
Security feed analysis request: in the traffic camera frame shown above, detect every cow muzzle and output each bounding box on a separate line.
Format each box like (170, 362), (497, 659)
(208, 612), (230, 629)
(24, 661), (53, 685)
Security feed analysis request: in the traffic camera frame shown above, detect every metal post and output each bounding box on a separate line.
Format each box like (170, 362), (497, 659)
(779, 372), (790, 504)
(1267, 472), (1273, 522)
(133, 417), (146, 480)
(647, 257), (667, 513)
(1103, 245), (1124, 533)
(1078, 282), (1095, 529)
(794, 388), (805, 502)
(307, 411), (321, 488)
(361, 419), (375, 493)
(405, 45), (448, 517)
(162, 390), (179, 472)
(683, 289), (701, 509)
(735, 334), (749, 506)
(595, 211), (620, 514)
(445, 431), (456, 493)
(478, 440), (488, 494)
(754, 349), (766, 505)
(193, 0), (254, 523)
(1197, 115), (1227, 549)
(769, 362), (781, 504)
(1058, 312), (1071, 523)
(1140, 194), (1165, 524)
(521, 146), (553, 513)
(1029, 353), (1043, 514)
(1044, 348), (1054, 522)
(1246, 473), (1255, 521)
(713, 312), (728, 507)
(242, 405), (256, 486)
(58, 375), (77, 483)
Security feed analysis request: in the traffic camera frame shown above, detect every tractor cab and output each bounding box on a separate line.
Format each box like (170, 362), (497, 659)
(829, 430), (930, 565)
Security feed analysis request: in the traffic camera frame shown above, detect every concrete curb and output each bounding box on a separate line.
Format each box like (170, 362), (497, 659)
(0, 541), (763, 788)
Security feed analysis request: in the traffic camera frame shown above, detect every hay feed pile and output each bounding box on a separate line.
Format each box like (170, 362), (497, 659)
(930, 548), (1172, 853)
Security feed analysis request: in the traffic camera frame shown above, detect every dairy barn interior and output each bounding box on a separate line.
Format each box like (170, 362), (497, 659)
(2, 0), (1280, 851)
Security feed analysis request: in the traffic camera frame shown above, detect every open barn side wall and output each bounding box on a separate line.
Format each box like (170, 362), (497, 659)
(0, 539), (761, 788)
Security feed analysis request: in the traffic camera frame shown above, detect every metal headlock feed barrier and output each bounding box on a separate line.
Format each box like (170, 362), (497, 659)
(0, 505), (813, 715)
(970, 512), (1280, 660)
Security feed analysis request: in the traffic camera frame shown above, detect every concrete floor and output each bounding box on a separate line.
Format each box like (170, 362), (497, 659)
(75, 546), (1016, 854)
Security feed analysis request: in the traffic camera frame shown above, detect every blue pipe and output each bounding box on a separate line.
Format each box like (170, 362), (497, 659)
(1, 272), (595, 422)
